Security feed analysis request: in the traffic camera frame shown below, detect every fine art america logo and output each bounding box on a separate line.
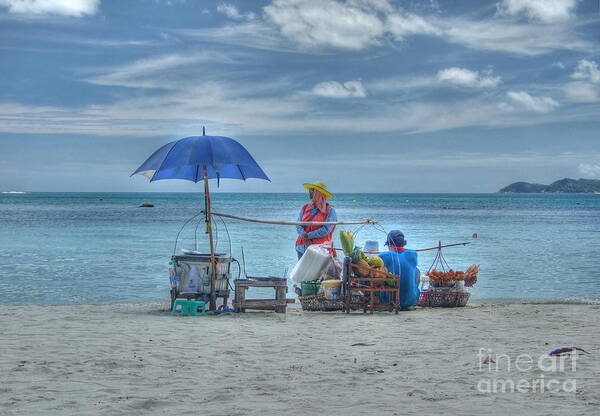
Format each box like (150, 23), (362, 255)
(477, 348), (579, 393)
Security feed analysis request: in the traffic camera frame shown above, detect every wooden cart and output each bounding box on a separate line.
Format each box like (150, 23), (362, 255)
(169, 254), (231, 311)
(342, 257), (401, 314)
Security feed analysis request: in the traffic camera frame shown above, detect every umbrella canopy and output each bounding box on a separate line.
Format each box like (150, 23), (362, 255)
(131, 135), (270, 183)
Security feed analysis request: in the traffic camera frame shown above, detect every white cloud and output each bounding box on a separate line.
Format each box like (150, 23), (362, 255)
(571, 59), (600, 83)
(175, 21), (305, 54)
(86, 53), (239, 89)
(563, 60), (600, 103)
(386, 10), (439, 40)
(311, 80), (366, 98)
(216, 3), (255, 21)
(177, 0), (590, 56)
(507, 91), (559, 112)
(442, 17), (589, 56)
(0, 0), (99, 16)
(0, 86), (589, 137)
(578, 163), (600, 178)
(564, 82), (600, 103)
(367, 74), (436, 93)
(263, 0), (437, 50)
(437, 67), (502, 88)
(370, 68), (501, 94)
(497, 0), (577, 23)
(0, 79), (309, 136)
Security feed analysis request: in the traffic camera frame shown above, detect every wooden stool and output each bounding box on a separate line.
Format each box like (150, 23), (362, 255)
(234, 278), (288, 313)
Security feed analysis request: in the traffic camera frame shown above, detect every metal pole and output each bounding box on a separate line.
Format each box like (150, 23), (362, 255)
(203, 166), (217, 311)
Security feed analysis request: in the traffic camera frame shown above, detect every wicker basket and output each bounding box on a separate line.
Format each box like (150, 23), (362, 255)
(418, 290), (470, 307)
(430, 279), (458, 288)
(299, 293), (362, 312)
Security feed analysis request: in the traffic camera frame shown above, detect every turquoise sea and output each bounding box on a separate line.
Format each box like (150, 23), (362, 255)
(1, 192), (599, 305)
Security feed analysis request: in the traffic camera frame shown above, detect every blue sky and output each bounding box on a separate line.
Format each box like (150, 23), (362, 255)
(0, 0), (599, 192)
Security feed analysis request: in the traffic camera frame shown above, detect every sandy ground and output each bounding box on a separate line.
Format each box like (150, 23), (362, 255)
(1, 301), (599, 416)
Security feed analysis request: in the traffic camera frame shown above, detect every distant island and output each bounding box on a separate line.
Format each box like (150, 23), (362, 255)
(499, 178), (600, 193)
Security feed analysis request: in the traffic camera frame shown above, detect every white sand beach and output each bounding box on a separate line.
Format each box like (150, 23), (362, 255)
(1, 301), (599, 416)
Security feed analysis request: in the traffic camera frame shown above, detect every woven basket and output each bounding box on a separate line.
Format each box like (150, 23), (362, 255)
(299, 294), (362, 312)
(419, 290), (470, 307)
(430, 279), (457, 288)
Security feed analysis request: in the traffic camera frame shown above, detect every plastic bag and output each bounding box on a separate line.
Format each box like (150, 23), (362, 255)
(322, 256), (342, 279)
(289, 244), (332, 283)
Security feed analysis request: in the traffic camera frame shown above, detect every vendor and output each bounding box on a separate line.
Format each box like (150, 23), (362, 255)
(378, 230), (420, 310)
(295, 181), (337, 259)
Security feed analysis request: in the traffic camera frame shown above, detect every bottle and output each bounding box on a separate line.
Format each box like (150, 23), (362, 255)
(169, 264), (180, 288)
(170, 274), (180, 288)
(188, 265), (200, 293)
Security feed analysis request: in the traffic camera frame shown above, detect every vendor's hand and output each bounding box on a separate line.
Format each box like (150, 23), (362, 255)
(302, 234), (311, 245)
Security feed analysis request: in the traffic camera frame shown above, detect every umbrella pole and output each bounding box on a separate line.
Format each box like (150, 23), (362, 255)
(203, 167), (217, 311)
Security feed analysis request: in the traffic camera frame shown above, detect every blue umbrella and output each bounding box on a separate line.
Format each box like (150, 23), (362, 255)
(131, 129), (270, 310)
(131, 132), (270, 183)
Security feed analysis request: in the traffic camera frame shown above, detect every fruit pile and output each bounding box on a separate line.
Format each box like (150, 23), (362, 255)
(346, 244), (390, 283)
(465, 264), (480, 278)
(339, 230), (355, 256)
(354, 255), (388, 277)
(365, 256), (384, 269)
(427, 269), (466, 282)
(464, 264), (480, 286)
(427, 264), (480, 284)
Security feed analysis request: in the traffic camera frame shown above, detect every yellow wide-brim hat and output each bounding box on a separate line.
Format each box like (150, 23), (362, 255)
(303, 180), (333, 198)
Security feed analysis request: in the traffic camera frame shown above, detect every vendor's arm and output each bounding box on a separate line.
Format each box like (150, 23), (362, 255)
(306, 207), (337, 239)
(296, 206), (306, 236)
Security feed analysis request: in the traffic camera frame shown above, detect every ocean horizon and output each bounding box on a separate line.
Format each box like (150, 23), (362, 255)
(2, 191), (542, 194)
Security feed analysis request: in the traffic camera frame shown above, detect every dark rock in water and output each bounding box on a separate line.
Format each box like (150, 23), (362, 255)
(139, 202), (154, 208)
